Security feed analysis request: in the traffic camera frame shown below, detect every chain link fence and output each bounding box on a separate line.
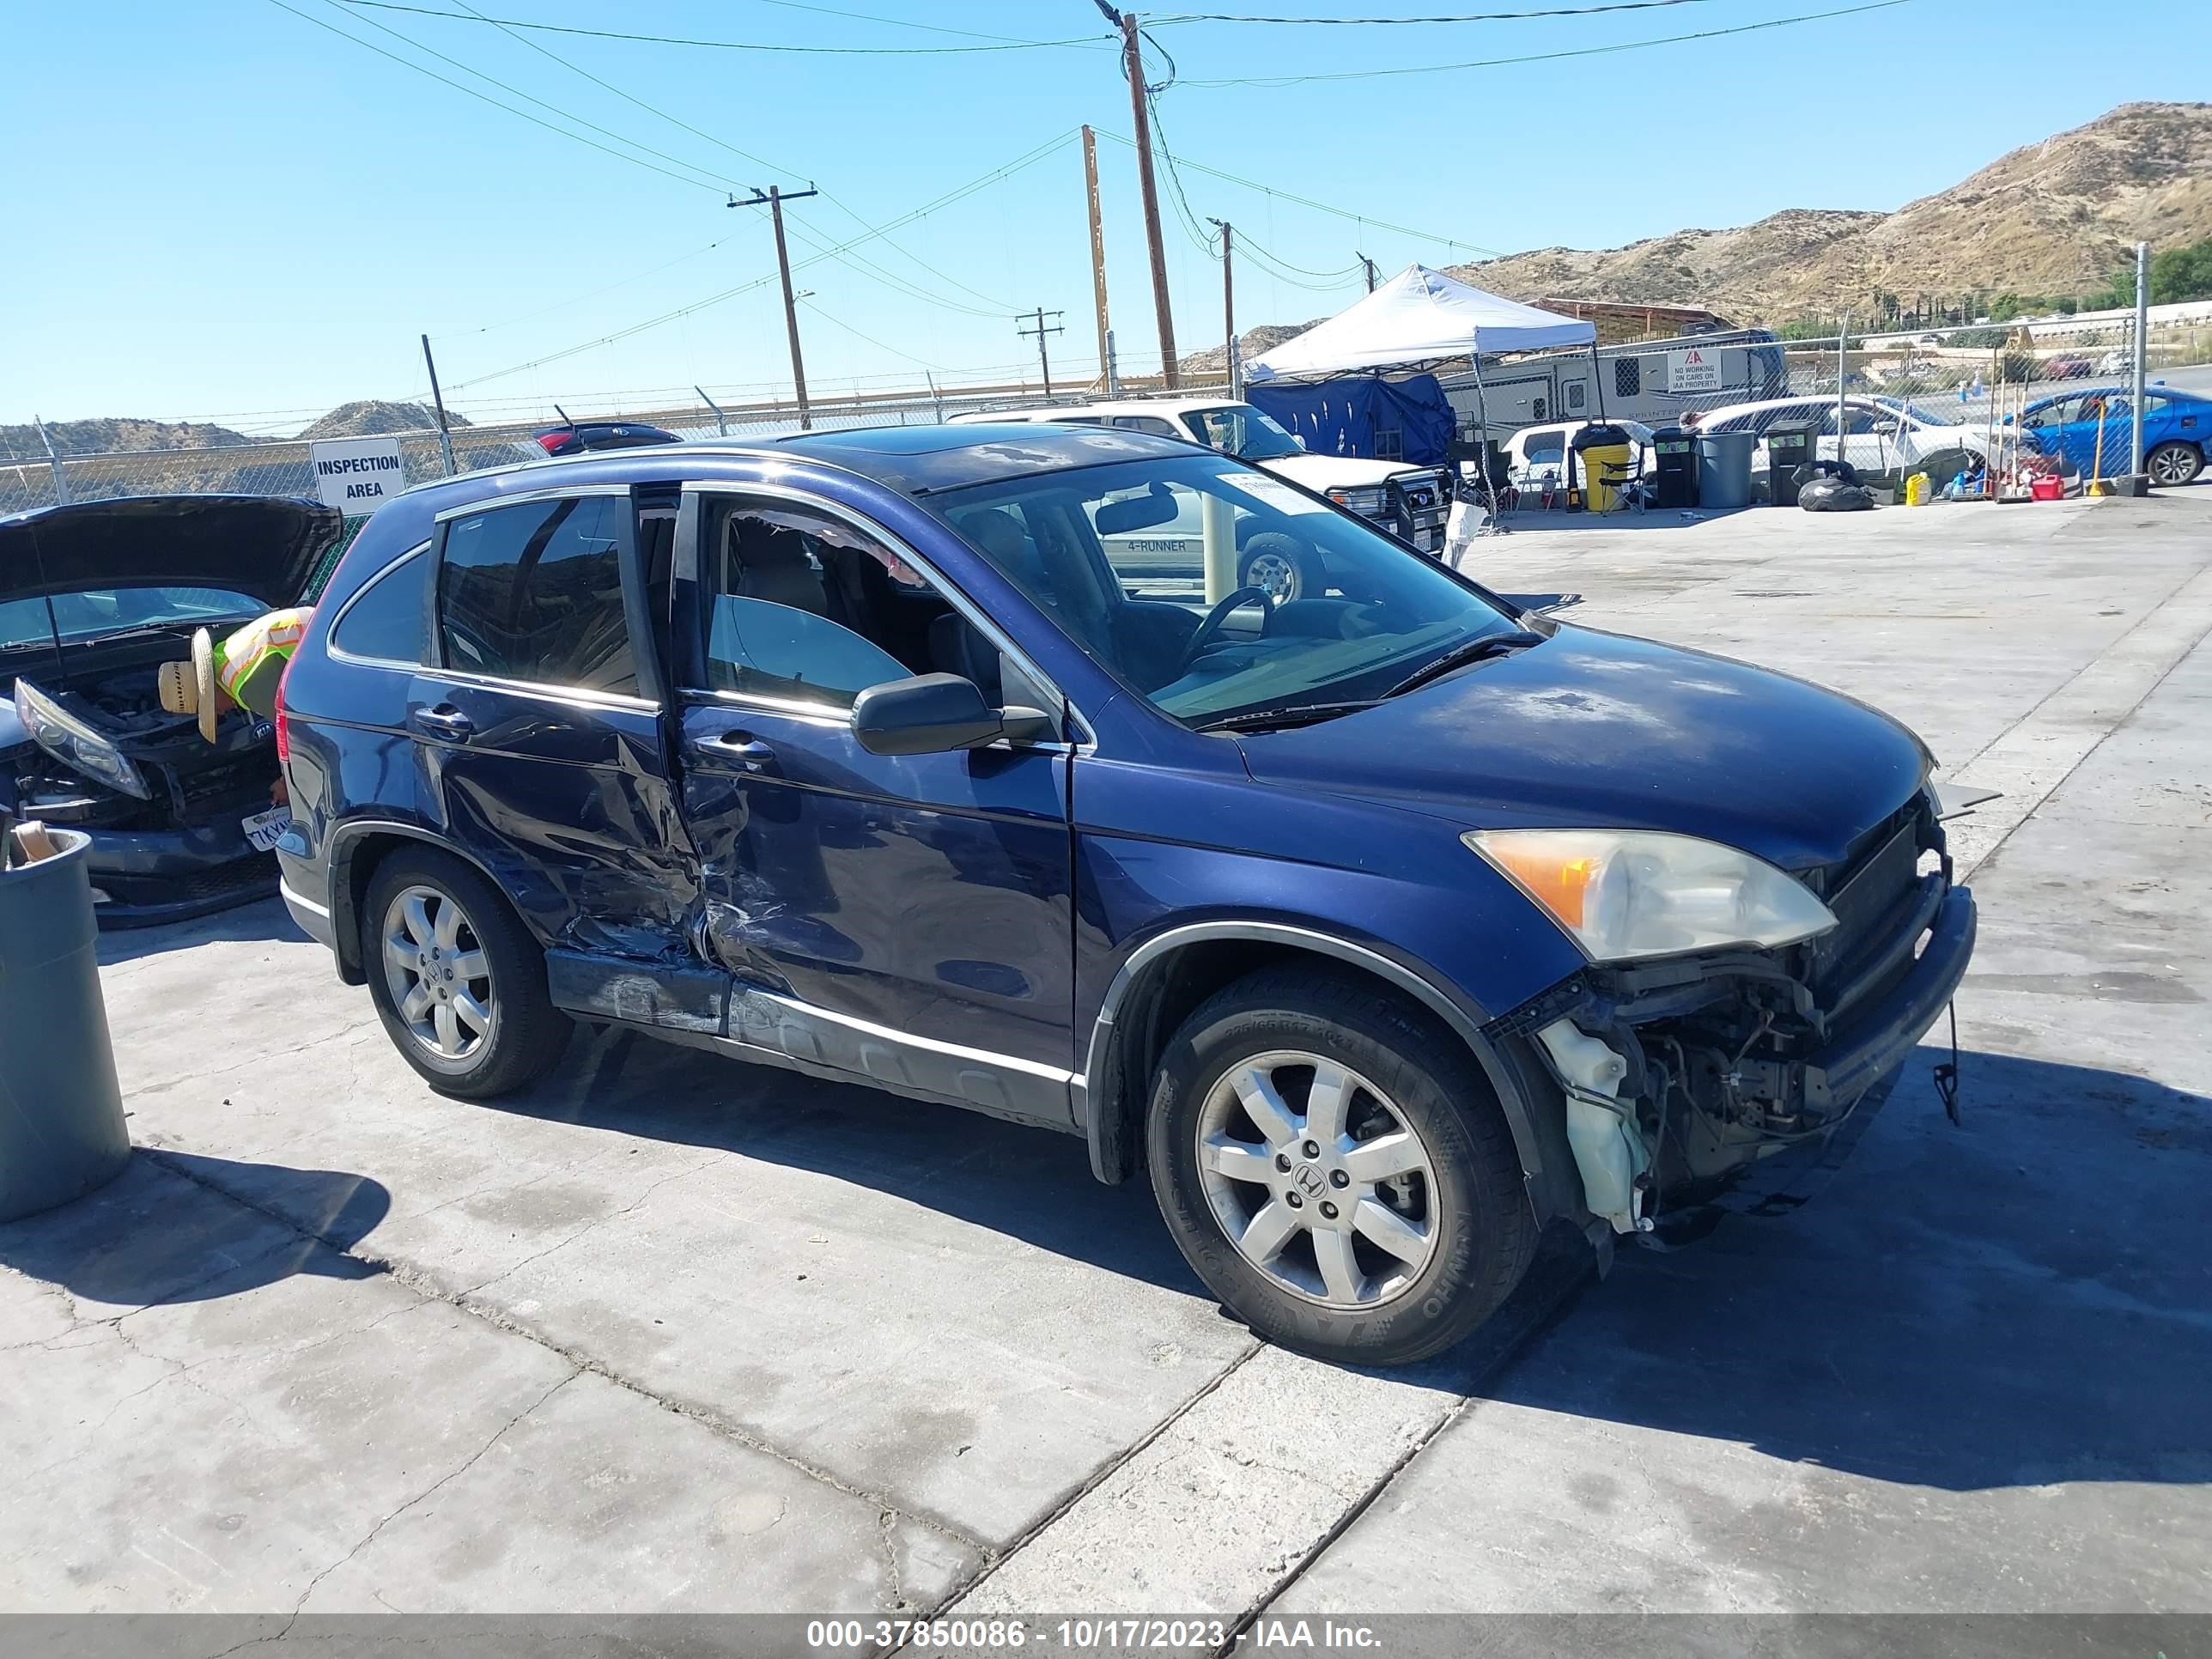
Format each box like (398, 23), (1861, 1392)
(8, 295), (2197, 522)
(0, 376), (1182, 522)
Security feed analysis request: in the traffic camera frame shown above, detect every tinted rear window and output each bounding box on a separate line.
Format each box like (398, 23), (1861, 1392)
(437, 496), (636, 694)
(330, 546), (428, 664)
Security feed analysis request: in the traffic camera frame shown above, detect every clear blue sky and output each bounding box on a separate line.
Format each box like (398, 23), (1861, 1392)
(3, 0), (2196, 431)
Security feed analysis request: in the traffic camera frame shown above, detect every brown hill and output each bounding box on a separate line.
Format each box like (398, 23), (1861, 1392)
(299, 399), (468, 439)
(0, 416), (255, 459)
(1449, 102), (2212, 323)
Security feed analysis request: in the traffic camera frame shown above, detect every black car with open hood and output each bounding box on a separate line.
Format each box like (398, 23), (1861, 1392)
(1, 494), (343, 927)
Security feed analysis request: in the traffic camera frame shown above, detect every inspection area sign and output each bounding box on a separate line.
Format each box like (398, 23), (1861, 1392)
(310, 437), (406, 514)
(1667, 345), (1722, 393)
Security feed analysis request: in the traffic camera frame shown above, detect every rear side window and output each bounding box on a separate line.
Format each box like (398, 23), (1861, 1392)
(330, 545), (429, 664)
(437, 496), (636, 694)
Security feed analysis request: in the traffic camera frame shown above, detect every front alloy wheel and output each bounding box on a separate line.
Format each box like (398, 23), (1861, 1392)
(1147, 965), (1537, 1364)
(381, 884), (494, 1060)
(1195, 1051), (1438, 1308)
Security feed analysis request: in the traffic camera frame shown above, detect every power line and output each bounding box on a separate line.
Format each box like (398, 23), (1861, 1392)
(442, 131), (1085, 390)
(337, 2), (1117, 55)
(1094, 128), (1501, 257)
(421, 0), (1023, 317)
(738, 0), (1094, 44)
(1183, 0), (1910, 83)
(264, 0), (731, 191)
(314, 0), (750, 189)
(438, 0), (799, 181)
(797, 297), (951, 371)
(1154, 0), (1716, 23)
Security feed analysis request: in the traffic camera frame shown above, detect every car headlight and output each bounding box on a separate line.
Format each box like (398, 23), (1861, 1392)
(1463, 828), (1836, 963)
(12, 679), (151, 800)
(1326, 485), (1389, 517)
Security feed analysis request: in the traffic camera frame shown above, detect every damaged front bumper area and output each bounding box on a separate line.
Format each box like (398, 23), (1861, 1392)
(1492, 805), (1978, 1236)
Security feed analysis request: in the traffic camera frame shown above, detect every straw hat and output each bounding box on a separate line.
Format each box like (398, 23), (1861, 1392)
(155, 628), (222, 744)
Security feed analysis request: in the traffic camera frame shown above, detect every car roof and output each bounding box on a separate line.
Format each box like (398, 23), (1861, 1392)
(952, 397), (1242, 423)
(389, 422), (1197, 507)
(2023, 381), (2194, 411)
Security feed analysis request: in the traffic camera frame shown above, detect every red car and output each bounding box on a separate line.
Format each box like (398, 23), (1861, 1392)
(2042, 354), (2094, 381)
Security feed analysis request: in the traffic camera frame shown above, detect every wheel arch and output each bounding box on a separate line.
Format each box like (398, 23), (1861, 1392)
(1079, 921), (1549, 1204)
(325, 820), (519, 985)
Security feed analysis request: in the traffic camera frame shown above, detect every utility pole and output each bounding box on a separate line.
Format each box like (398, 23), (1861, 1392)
(1081, 125), (1113, 392)
(1106, 6), (1179, 388)
(1208, 219), (1237, 398)
(2130, 240), (2148, 481)
(420, 334), (456, 477)
(730, 184), (821, 429)
(1018, 308), (1066, 398)
(1358, 252), (1378, 294)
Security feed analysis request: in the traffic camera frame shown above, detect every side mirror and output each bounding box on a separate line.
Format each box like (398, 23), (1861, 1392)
(852, 673), (1052, 757)
(1872, 418), (1899, 435)
(1292, 434), (1309, 450)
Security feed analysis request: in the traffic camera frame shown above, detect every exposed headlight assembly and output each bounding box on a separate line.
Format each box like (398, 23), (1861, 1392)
(12, 679), (150, 800)
(1464, 828), (1836, 963)
(1325, 485), (1389, 517)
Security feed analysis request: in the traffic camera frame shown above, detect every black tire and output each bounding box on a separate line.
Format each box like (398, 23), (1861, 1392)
(1146, 965), (1537, 1365)
(1237, 532), (1324, 604)
(2148, 441), (2203, 487)
(362, 847), (570, 1098)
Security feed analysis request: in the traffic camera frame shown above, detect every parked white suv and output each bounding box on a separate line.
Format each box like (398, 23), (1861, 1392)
(949, 398), (1452, 599)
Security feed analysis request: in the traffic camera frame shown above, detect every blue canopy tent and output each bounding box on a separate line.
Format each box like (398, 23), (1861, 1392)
(1245, 374), (1456, 467)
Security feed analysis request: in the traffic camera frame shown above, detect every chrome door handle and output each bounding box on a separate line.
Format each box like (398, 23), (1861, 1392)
(700, 732), (775, 771)
(410, 705), (475, 743)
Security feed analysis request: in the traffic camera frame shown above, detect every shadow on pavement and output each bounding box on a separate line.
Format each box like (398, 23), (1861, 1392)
(94, 894), (308, 969)
(1480, 1050), (2212, 1492)
(479, 1023), (1212, 1300)
(0, 1149), (390, 1310)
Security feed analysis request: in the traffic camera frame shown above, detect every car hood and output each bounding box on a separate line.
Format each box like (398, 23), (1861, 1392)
(1259, 453), (1433, 488)
(1233, 625), (1929, 872)
(0, 495), (343, 608)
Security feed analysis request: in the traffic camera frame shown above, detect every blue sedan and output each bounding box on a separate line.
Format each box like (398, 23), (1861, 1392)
(2015, 382), (2209, 484)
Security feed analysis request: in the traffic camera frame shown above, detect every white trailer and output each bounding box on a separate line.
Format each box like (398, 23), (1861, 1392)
(1435, 330), (1789, 440)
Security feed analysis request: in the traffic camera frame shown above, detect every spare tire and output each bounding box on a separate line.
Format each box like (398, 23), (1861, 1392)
(1238, 533), (1324, 604)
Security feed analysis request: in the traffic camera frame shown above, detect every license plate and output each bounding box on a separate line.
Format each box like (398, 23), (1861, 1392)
(242, 805), (291, 853)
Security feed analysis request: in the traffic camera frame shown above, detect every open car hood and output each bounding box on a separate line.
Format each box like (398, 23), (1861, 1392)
(0, 495), (343, 609)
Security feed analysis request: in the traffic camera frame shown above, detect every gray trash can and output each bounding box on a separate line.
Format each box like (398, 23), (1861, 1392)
(0, 828), (130, 1222)
(1693, 429), (1759, 509)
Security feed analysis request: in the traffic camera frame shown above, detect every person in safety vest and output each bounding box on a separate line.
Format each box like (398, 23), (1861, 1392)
(156, 608), (313, 801)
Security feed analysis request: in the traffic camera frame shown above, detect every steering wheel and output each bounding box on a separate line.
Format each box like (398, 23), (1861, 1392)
(1176, 586), (1273, 677)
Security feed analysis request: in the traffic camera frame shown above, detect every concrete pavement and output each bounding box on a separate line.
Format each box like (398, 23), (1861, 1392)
(3, 489), (2208, 1643)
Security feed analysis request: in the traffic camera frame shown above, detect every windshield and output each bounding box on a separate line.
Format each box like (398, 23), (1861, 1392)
(0, 586), (263, 653)
(1870, 397), (1945, 428)
(1179, 404), (1305, 462)
(932, 452), (1515, 726)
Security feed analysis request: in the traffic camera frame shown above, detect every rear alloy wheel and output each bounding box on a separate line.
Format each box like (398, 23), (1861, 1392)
(1147, 966), (1536, 1364)
(382, 884), (495, 1064)
(2147, 441), (2203, 486)
(363, 848), (569, 1097)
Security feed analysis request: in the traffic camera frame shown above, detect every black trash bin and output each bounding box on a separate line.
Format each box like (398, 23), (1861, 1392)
(1650, 426), (1698, 508)
(1765, 423), (1817, 506)
(0, 828), (130, 1222)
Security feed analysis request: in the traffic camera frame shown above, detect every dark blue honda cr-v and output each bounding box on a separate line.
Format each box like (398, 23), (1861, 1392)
(276, 423), (1974, 1364)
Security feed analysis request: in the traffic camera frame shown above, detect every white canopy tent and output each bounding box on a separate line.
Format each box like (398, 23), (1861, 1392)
(1244, 263), (1595, 380)
(1245, 265), (1603, 524)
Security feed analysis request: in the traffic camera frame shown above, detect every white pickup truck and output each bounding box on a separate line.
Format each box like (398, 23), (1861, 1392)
(948, 398), (1453, 601)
